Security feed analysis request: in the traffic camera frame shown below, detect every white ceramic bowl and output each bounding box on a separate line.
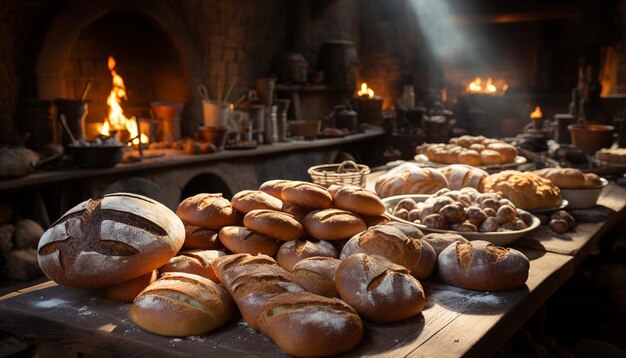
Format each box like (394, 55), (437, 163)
(559, 177), (608, 209)
(382, 194), (540, 246)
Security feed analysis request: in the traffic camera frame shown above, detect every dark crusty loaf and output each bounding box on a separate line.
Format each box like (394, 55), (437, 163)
(257, 291), (363, 357)
(37, 193), (185, 288)
(218, 226), (281, 257)
(130, 272), (232, 337)
(243, 209), (304, 241)
(158, 249), (225, 282)
(276, 239), (338, 271)
(176, 193), (240, 229)
(211, 253), (303, 329)
(335, 253), (426, 323)
(302, 209), (366, 241)
(437, 240), (529, 291)
(340, 225), (436, 279)
(291, 257), (341, 298)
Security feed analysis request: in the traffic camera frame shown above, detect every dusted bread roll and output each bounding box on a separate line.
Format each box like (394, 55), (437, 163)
(211, 253), (303, 329)
(37, 193), (185, 288)
(302, 209), (367, 241)
(336, 253), (426, 323)
(483, 170), (562, 210)
(280, 181), (333, 209)
(218, 226), (280, 256)
(257, 291), (363, 357)
(292, 257), (341, 298)
(159, 249), (225, 282)
(341, 225), (436, 279)
(422, 232), (468, 256)
(375, 162), (448, 198)
(176, 193), (240, 230)
(100, 270), (158, 302)
(328, 184), (385, 216)
(130, 272), (232, 337)
(231, 190), (283, 214)
(276, 239), (338, 271)
(533, 168), (602, 188)
(259, 179), (294, 199)
(243, 209), (304, 241)
(438, 240), (529, 291)
(438, 164), (488, 191)
(182, 224), (223, 250)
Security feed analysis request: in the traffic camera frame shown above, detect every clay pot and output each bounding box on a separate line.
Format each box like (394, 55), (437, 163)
(568, 123), (615, 155)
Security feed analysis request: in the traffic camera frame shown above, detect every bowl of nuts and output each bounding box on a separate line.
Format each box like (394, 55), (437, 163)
(382, 187), (541, 246)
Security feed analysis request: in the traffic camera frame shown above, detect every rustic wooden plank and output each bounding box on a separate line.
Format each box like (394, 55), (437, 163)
(406, 249), (574, 358)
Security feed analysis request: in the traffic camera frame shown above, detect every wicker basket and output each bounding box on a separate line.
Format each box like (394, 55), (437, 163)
(308, 160), (370, 187)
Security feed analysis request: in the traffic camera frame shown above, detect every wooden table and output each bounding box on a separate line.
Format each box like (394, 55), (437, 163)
(0, 248), (572, 358)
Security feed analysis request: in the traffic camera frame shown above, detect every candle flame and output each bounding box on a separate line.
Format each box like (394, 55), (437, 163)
(466, 77), (506, 95)
(357, 83), (375, 98)
(530, 106), (542, 119)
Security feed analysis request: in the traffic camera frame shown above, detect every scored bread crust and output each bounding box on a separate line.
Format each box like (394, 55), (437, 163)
(276, 239), (338, 271)
(218, 226), (281, 257)
(231, 190), (283, 214)
(176, 193), (240, 229)
(330, 184), (385, 216)
(291, 257), (341, 298)
(302, 209), (367, 241)
(280, 181), (333, 209)
(243, 209), (304, 241)
(159, 249), (225, 282)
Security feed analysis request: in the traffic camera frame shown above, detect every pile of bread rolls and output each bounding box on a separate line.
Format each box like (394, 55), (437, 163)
(36, 181), (531, 357)
(417, 135), (518, 166)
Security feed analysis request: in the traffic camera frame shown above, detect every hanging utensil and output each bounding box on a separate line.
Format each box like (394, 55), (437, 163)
(58, 114), (78, 145)
(197, 85), (210, 101)
(80, 80), (92, 101)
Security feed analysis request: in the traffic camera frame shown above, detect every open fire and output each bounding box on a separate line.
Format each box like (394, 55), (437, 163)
(466, 77), (508, 95)
(357, 82), (375, 98)
(97, 56), (148, 145)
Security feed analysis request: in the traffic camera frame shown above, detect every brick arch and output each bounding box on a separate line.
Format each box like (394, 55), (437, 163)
(36, 0), (203, 134)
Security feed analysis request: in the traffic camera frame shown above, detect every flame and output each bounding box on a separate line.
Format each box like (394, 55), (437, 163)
(357, 83), (375, 98)
(466, 77), (506, 95)
(99, 56), (149, 145)
(530, 106), (542, 119)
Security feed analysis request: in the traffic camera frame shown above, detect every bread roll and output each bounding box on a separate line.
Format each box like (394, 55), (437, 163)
(280, 181), (333, 209)
(533, 168), (602, 188)
(486, 142), (517, 163)
(483, 170), (562, 210)
(257, 291), (363, 357)
(480, 149), (502, 165)
(302, 209), (367, 241)
(328, 184), (385, 216)
(291, 257), (341, 297)
(231, 190), (283, 214)
(422, 233), (468, 256)
(159, 250), (225, 282)
(281, 202), (310, 222)
(375, 162), (448, 198)
(437, 240), (529, 291)
(335, 253), (426, 323)
(37, 193), (185, 288)
(457, 150), (482, 166)
(276, 239), (338, 271)
(130, 272), (232, 337)
(176, 193), (240, 229)
(218, 226), (280, 256)
(100, 270), (158, 302)
(438, 164), (488, 191)
(182, 224), (223, 250)
(243, 209), (304, 241)
(211, 253), (304, 329)
(340, 225), (436, 279)
(259, 179), (294, 199)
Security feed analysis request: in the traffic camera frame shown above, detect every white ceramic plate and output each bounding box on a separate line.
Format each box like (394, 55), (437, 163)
(382, 194), (541, 246)
(413, 154), (527, 171)
(527, 200), (569, 214)
(560, 178), (608, 209)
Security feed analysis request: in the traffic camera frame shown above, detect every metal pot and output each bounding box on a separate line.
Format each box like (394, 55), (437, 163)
(67, 144), (125, 168)
(276, 53), (309, 84)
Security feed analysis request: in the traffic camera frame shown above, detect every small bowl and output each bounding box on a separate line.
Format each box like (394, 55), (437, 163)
(68, 144), (125, 168)
(559, 177), (608, 209)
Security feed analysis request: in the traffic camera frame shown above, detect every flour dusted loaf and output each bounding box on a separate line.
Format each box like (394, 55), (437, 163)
(375, 162), (448, 198)
(256, 291), (363, 357)
(336, 253), (426, 323)
(37, 193), (185, 288)
(176, 193), (240, 230)
(483, 170), (562, 210)
(130, 272), (232, 337)
(437, 240), (529, 291)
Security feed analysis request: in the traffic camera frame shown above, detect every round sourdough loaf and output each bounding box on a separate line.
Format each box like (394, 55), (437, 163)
(437, 240), (529, 291)
(218, 226), (281, 256)
(130, 272), (232, 337)
(280, 181), (333, 209)
(176, 193), (240, 229)
(335, 253), (426, 323)
(328, 184), (385, 216)
(340, 225), (436, 279)
(182, 224), (223, 250)
(37, 193), (185, 288)
(291, 257), (341, 298)
(231, 190), (283, 214)
(256, 291), (363, 357)
(243, 209), (303, 241)
(275, 239), (338, 271)
(158, 249), (225, 282)
(100, 270), (158, 302)
(302, 209), (366, 241)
